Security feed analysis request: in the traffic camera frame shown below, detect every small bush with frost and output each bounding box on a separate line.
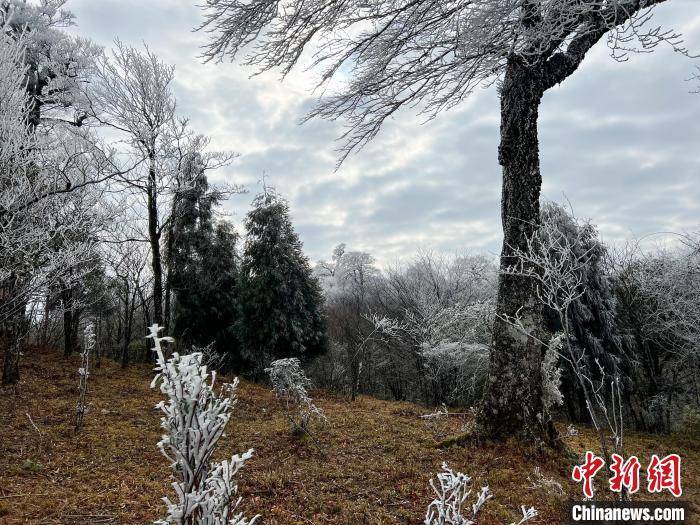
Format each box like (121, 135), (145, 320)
(74, 323), (95, 432)
(265, 357), (325, 434)
(424, 462), (537, 525)
(528, 466), (564, 497)
(149, 324), (258, 525)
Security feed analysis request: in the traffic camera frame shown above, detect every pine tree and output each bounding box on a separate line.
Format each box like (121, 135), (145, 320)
(168, 154), (240, 364)
(237, 189), (326, 370)
(539, 202), (625, 423)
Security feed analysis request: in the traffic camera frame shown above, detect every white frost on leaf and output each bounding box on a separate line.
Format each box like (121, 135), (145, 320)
(149, 325), (258, 525)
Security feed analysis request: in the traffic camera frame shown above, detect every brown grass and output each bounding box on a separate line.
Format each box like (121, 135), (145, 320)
(0, 346), (697, 524)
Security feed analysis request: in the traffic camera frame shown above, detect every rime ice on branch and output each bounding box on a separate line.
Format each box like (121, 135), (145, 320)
(266, 357), (326, 434)
(74, 322), (95, 432)
(424, 462), (537, 525)
(148, 324), (259, 525)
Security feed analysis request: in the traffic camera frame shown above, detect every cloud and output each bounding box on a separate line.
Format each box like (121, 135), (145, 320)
(69, 0), (700, 266)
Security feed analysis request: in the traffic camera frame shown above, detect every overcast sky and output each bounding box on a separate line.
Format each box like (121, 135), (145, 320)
(69, 0), (700, 266)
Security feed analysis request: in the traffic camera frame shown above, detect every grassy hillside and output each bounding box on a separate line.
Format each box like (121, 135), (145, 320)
(1, 347), (697, 524)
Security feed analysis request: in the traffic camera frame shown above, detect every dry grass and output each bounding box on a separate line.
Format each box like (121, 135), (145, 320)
(0, 346), (697, 524)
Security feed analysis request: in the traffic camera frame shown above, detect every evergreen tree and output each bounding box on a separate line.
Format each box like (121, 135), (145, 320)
(168, 154), (240, 364)
(238, 189), (326, 370)
(540, 202), (626, 423)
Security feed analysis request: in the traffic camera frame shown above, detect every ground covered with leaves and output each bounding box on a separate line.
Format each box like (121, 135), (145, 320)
(1, 347), (698, 524)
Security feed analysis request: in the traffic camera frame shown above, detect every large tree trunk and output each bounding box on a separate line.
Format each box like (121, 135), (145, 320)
(147, 155), (164, 328)
(1, 280), (25, 386)
(478, 58), (557, 445)
(61, 282), (74, 358)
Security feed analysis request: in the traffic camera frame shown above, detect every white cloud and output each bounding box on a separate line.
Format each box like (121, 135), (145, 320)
(69, 0), (700, 265)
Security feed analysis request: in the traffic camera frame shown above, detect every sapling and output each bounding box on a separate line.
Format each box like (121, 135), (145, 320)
(424, 462), (537, 525)
(149, 324), (258, 525)
(74, 323), (95, 432)
(265, 357), (325, 435)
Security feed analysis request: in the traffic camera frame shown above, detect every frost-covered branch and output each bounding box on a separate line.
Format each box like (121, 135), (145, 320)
(74, 322), (95, 432)
(199, 0), (684, 163)
(424, 462), (537, 525)
(149, 324), (259, 525)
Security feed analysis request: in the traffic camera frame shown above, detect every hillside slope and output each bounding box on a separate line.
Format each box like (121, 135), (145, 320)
(1, 348), (697, 524)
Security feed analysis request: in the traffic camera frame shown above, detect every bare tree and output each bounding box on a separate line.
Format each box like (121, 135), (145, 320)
(92, 40), (178, 329)
(93, 43), (239, 331)
(199, 0), (689, 443)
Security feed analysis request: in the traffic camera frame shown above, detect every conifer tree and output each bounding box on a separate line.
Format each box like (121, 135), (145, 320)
(539, 202), (625, 423)
(237, 189), (326, 370)
(168, 154), (240, 364)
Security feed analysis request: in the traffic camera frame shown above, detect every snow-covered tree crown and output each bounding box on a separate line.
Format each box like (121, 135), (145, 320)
(149, 325), (259, 525)
(1, 0), (101, 126)
(199, 0), (686, 161)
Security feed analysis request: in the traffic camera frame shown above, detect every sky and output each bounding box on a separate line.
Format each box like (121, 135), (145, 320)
(69, 0), (700, 267)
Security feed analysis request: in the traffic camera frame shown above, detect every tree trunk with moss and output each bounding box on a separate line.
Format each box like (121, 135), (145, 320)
(478, 58), (558, 445)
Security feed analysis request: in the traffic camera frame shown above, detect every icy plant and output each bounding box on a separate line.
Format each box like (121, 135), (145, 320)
(74, 323), (95, 432)
(421, 404), (449, 421)
(528, 467), (564, 497)
(193, 342), (226, 371)
(148, 324), (258, 525)
(424, 463), (537, 525)
(566, 424), (580, 437)
(265, 357), (325, 435)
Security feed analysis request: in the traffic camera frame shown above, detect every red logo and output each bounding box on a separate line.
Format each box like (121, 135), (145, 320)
(609, 454), (641, 494)
(572, 451), (605, 498)
(647, 454), (682, 498)
(572, 452), (682, 498)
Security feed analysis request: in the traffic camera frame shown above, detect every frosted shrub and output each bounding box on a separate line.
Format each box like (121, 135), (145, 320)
(193, 342), (226, 371)
(148, 324), (258, 525)
(266, 357), (325, 434)
(566, 424), (579, 437)
(527, 467), (564, 497)
(74, 323), (95, 431)
(424, 463), (537, 525)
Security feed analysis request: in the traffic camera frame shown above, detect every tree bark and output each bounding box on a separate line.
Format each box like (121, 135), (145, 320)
(121, 278), (132, 368)
(477, 58), (558, 445)
(1, 280), (24, 386)
(61, 282), (74, 358)
(147, 155), (164, 328)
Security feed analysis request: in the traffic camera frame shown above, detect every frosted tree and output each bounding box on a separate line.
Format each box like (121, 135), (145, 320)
(199, 0), (691, 444)
(237, 189), (326, 369)
(93, 44), (237, 331)
(0, 0), (100, 130)
(0, 21), (114, 386)
(540, 202), (624, 425)
(316, 244), (381, 400)
(92, 41), (177, 330)
(373, 253), (497, 407)
(611, 239), (700, 432)
(149, 324), (259, 525)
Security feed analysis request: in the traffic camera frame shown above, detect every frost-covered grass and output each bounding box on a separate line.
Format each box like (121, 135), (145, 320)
(1, 346), (698, 523)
